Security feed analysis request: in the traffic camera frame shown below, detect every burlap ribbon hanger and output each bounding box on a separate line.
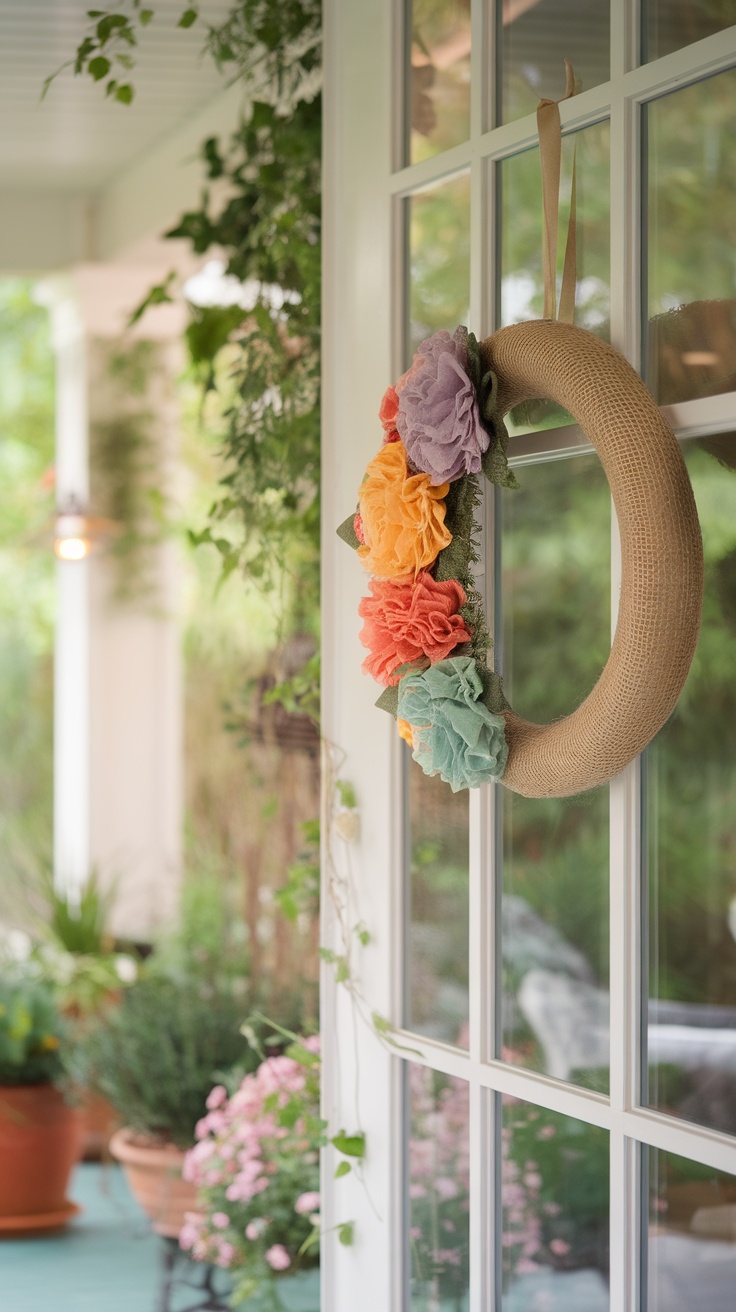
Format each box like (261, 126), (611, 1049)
(536, 58), (579, 324)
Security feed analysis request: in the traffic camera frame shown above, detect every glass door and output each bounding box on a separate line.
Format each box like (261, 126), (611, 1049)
(321, 3), (736, 1309)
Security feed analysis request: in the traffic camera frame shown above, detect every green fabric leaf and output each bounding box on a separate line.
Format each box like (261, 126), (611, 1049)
(478, 665), (510, 715)
(336, 513), (360, 550)
(434, 474), (492, 664)
(467, 330), (519, 491)
(375, 684), (399, 718)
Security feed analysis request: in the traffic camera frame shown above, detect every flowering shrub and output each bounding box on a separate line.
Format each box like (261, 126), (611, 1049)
(181, 1037), (324, 1307)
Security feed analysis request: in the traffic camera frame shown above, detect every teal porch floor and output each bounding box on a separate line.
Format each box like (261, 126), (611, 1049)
(0, 1164), (320, 1312)
(1, 1162), (199, 1312)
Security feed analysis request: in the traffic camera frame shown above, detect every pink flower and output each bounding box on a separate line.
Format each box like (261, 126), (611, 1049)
(246, 1218), (268, 1240)
(206, 1085), (228, 1111)
(215, 1240), (235, 1268)
(294, 1190), (321, 1215)
(211, 1212), (230, 1230)
(265, 1243), (292, 1271)
(549, 1238), (570, 1256)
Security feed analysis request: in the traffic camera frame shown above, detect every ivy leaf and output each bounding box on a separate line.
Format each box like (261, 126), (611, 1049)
(338, 1222), (354, 1246)
(335, 1160), (352, 1179)
(115, 83), (134, 104)
(331, 1130), (366, 1159)
(336, 513), (360, 550)
(139, 8), (153, 24)
(375, 685), (399, 718)
(178, 6), (198, 27)
(88, 55), (111, 81)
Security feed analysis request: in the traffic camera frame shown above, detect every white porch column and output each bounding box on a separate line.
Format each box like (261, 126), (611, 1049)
(39, 267), (186, 939)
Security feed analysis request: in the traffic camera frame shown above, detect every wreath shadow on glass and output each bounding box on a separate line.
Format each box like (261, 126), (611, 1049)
(338, 318), (704, 798)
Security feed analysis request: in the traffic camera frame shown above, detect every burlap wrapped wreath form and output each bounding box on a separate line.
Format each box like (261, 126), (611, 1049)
(487, 318), (703, 797)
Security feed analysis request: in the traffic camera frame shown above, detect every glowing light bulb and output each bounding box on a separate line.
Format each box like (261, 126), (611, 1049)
(55, 536), (89, 561)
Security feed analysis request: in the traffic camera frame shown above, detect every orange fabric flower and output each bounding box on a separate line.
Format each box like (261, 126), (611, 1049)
(357, 441), (451, 578)
(397, 718), (414, 746)
(358, 573), (471, 686)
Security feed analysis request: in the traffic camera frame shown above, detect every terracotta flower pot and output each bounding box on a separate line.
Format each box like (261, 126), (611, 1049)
(110, 1127), (197, 1238)
(0, 1083), (82, 1235)
(77, 1088), (118, 1161)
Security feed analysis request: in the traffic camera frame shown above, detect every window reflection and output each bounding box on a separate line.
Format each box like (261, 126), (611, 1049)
(408, 173), (471, 358)
(646, 69), (736, 404)
(406, 758), (469, 1046)
(498, 0), (610, 125)
(408, 1065), (470, 1309)
(643, 0), (735, 63)
(646, 439), (736, 1134)
(648, 1148), (736, 1312)
(500, 456), (610, 1093)
(407, 0), (471, 165)
(502, 1097), (609, 1310)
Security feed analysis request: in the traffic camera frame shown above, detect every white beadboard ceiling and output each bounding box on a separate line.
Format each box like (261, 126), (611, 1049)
(0, 0), (233, 193)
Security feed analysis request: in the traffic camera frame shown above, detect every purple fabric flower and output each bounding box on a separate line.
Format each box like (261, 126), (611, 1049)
(396, 327), (489, 485)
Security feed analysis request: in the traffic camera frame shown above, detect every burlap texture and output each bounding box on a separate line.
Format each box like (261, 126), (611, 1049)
(481, 320), (704, 799)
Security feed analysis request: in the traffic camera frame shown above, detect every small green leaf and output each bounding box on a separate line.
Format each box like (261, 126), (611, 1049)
(139, 8), (153, 24)
(178, 6), (198, 27)
(334, 957), (349, 984)
(336, 513), (360, 550)
(319, 947), (336, 964)
(88, 55), (110, 81)
(105, 79), (118, 96)
(335, 1160), (351, 1179)
(338, 1221), (354, 1246)
(115, 83), (134, 104)
(375, 684), (399, 719)
(331, 1130), (366, 1159)
(336, 779), (357, 809)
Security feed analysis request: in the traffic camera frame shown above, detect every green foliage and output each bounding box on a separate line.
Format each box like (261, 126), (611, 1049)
(274, 819), (320, 923)
(42, 867), (113, 956)
(79, 974), (257, 1148)
(0, 974), (65, 1086)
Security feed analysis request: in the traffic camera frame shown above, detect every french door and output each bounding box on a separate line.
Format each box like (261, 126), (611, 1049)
(321, 4), (736, 1309)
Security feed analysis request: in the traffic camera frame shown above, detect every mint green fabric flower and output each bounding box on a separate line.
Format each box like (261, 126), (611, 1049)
(397, 656), (508, 792)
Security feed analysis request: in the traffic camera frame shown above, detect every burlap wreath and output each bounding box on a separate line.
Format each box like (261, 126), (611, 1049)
(487, 318), (703, 798)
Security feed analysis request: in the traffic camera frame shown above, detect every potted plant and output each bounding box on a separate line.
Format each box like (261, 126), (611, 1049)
(0, 971), (81, 1234)
(181, 1035), (323, 1310)
(80, 973), (258, 1237)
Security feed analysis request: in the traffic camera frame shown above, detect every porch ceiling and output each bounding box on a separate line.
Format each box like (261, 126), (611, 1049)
(0, 0), (232, 192)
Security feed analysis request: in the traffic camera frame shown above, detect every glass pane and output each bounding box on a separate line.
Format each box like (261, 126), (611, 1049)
(408, 172), (471, 358)
(501, 455), (610, 1094)
(646, 438), (736, 1134)
(502, 1097), (609, 1309)
(407, 0), (471, 165)
(406, 759), (469, 1046)
(0, 283), (54, 911)
(648, 1148), (736, 1312)
(646, 69), (736, 405)
(498, 0), (610, 125)
(643, 0), (735, 63)
(500, 121), (610, 435)
(408, 1064), (470, 1309)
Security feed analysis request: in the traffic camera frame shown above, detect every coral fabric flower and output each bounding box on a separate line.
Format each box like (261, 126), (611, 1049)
(265, 1243), (292, 1271)
(358, 441), (451, 578)
(379, 385), (401, 444)
(396, 327), (489, 485)
(398, 656), (508, 792)
(358, 573), (471, 686)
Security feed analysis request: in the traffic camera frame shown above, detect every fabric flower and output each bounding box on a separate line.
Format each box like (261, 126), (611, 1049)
(379, 385), (399, 441)
(353, 513), (365, 543)
(398, 656), (508, 792)
(265, 1243), (292, 1271)
(397, 718), (414, 746)
(358, 573), (471, 686)
(396, 327), (489, 485)
(358, 441), (451, 578)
